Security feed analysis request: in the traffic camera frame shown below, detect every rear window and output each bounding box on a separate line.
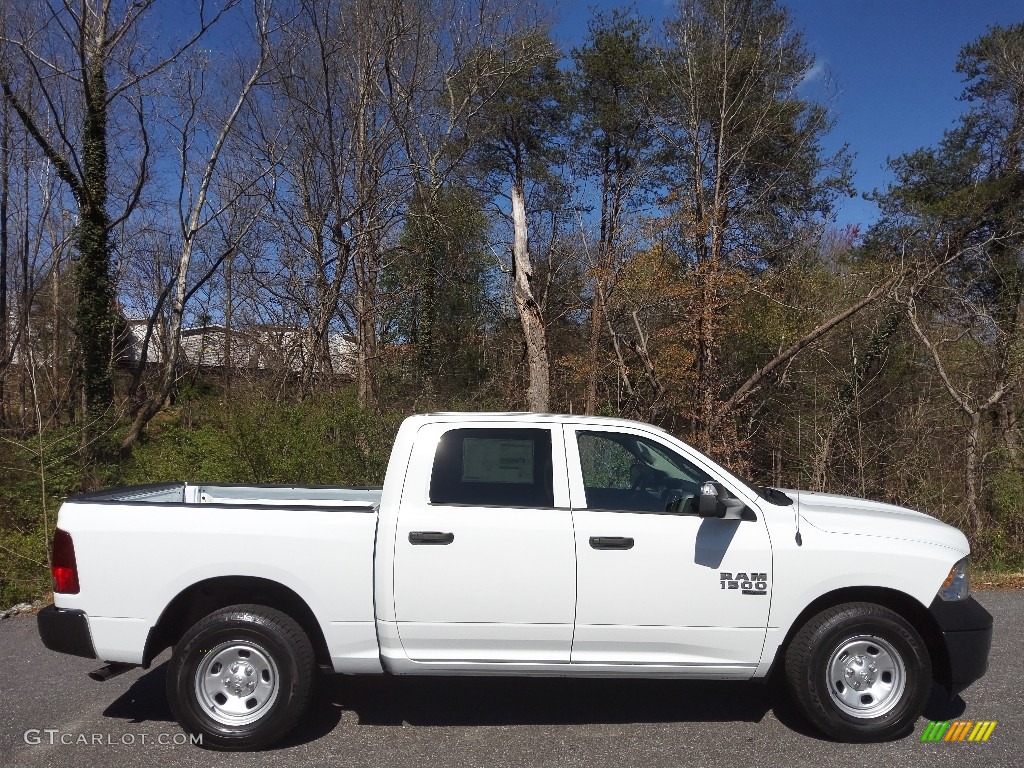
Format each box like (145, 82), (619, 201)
(429, 428), (554, 508)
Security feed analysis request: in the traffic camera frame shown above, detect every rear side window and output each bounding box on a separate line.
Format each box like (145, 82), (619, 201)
(429, 428), (554, 508)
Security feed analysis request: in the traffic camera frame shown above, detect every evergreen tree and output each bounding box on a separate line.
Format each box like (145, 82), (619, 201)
(570, 8), (661, 414)
(386, 185), (491, 401)
(655, 0), (851, 454)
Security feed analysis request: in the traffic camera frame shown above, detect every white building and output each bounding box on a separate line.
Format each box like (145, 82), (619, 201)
(121, 320), (354, 375)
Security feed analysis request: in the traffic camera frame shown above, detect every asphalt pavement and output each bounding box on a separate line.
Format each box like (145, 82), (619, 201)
(0, 591), (1018, 768)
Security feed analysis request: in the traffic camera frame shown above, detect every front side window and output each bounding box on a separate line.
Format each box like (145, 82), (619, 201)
(430, 428), (554, 508)
(577, 430), (711, 512)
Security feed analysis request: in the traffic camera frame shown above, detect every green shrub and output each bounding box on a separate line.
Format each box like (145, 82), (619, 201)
(979, 466), (1024, 570)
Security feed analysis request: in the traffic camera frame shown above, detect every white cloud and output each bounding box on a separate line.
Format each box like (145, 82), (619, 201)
(799, 60), (827, 88)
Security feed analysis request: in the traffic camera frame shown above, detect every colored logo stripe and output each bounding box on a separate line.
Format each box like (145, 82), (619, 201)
(969, 721), (997, 742)
(944, 721), (972, 741)
(920, 720), (996, 743)
(921, 721), (949, 742)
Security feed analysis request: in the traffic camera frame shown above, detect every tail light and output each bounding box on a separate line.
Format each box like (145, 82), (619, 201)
(52, 528), (80, 594)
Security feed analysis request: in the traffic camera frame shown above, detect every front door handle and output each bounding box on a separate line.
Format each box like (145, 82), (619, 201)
(409, 531), (455, 545)
(589, 536), (634, 550)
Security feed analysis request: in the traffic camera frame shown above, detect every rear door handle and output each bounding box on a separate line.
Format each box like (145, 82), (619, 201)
(589, 536), (634, 550)
(409, 531), (455, 545)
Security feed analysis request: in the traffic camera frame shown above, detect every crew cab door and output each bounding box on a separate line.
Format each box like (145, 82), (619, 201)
(566, 426), (772, 674)
(392, 422), (576, 662)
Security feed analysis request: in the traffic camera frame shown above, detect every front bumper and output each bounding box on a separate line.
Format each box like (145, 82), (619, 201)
(928, 595), (993, 694)
(37, 606), (97, 659)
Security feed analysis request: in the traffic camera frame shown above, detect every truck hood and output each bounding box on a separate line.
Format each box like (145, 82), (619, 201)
(780, 490), (969, 554)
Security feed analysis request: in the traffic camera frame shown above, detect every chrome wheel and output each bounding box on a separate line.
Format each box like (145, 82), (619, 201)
(194, 640), (280, 726)
(826, 634), (906, 718)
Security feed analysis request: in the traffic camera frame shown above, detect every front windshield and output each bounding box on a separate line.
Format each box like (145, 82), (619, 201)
(645, 433), (792, 506)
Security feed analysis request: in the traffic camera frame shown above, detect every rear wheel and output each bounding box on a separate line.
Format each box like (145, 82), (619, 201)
(785, 602), (931, 741)
(166, 604), (315, 750)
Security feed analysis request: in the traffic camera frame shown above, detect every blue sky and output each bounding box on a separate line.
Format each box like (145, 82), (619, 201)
(554, 0), (1024, 231)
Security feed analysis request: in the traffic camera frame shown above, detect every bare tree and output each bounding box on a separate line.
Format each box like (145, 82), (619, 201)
(120, 1), (275, 454)
(266, 0), (427, 408)
(0, 97), (78, 433)
(0, 97), (9, 424)
(897, 235), (1023, 532)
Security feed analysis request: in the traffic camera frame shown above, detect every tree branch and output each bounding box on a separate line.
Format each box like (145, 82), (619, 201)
(0, 80), (84, 202)
(724, 272), (900, 412)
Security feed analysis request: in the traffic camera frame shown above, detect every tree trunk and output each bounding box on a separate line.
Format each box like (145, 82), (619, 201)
(510, 179), (549, 412)
(693, 259), (719, 451)
(355, 240), (379, 411)
(120, 234), (195, 455)
(584, 147), (614, 416)
(0, 99), (8, 426)
(965, 411), (983, 534)
(223, 250), (233, 391)
(584, 276), (604, 414)
(995, 396), (1020, 463)
(77, 55), (116, 423)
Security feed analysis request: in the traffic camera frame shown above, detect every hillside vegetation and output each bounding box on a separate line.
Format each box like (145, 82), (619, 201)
(0, 2), (1021, 604)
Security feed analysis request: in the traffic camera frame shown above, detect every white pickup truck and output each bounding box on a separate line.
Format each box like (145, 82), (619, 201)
(38, 412), (991, 750)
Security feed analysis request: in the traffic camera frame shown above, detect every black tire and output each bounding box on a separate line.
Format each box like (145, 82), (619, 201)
(784, 602), (931, 742)
(166, 604), (315, 750)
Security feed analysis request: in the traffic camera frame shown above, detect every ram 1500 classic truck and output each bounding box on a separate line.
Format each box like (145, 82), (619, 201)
(37, 412), (992, 750)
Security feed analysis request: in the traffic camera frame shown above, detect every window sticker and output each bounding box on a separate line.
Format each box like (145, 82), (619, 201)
(462, 438), (535, 484)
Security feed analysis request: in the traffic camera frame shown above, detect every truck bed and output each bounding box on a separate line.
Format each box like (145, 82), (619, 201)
(57, 481), (383, 672)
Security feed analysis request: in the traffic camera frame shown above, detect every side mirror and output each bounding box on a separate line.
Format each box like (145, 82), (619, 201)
(697, 482), (749, 521)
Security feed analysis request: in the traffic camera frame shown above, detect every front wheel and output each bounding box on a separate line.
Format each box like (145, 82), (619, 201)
(784, 602), (931, 742)
(166, 604), (315, 750)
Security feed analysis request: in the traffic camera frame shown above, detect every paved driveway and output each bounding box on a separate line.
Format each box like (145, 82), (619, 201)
(1, 591), (1017, 767)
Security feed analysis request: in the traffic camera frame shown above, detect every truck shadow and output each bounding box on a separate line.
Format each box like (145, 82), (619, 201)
(103, 663), (965, 748)
(317, 675), (962, 733)
(102, 663), (174, 724)
(325, 675), (779, 728)
(102, 661), (344, 748)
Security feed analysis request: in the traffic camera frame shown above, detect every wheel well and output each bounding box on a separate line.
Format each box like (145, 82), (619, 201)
(143, 577), (332, 670)
(773, 587), (951, 687)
